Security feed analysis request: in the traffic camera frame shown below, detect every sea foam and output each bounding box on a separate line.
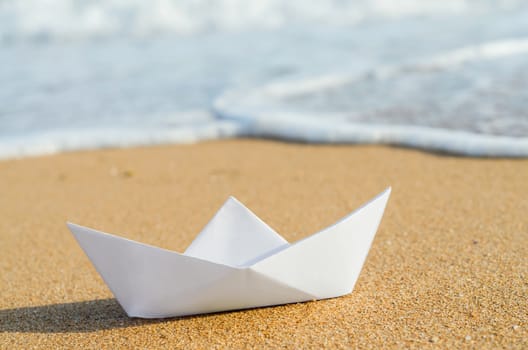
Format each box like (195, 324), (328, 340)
(213, 38), (528, 157)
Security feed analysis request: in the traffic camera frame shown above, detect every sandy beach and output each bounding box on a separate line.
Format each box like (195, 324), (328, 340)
(1, 139), (526, 349)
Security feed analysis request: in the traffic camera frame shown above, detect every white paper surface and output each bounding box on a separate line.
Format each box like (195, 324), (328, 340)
(67, 187), (391, 318)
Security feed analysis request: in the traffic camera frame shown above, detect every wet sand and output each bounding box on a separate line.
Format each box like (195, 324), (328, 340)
(1, 139), (527, 348)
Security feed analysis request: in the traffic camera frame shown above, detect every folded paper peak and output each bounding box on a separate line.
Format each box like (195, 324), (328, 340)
(67, 187), (391, 318)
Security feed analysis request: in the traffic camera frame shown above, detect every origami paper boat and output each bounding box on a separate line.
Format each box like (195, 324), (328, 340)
(68, 187), (391, 318)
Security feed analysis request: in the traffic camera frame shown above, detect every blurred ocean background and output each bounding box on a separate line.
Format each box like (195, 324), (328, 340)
(1, 0), (528, 158)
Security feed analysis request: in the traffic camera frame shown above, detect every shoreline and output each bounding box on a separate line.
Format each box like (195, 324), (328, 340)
(2, 122), (528, 161)
(1, 139), (526, 348)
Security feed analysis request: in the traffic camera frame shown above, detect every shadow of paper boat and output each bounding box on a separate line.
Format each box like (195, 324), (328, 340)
(67, 187), (391, 319)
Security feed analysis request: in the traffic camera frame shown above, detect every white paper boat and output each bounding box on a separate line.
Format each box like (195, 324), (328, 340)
(67, 187), (391, 318)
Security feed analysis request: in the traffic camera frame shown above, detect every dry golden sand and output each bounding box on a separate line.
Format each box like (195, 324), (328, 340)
(0, 139), (527, 349)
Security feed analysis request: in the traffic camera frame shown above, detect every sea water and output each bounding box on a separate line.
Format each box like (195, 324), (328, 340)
(1, 0), (528, 158)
